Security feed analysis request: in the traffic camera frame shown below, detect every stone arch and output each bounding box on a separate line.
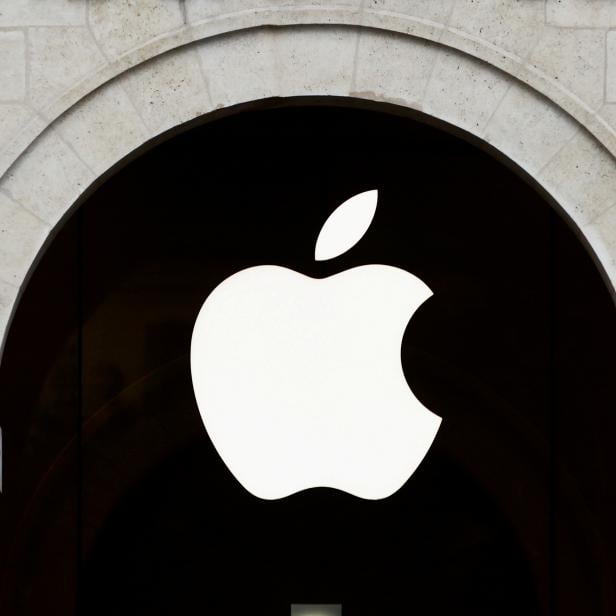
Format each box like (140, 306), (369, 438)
(1, 21), (615, 356)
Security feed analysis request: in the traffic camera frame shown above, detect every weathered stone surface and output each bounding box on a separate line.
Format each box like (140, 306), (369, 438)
(484, 81), (579, 175)
(274, 26), (357, 97)
(197, 29), (278, 108)
(0, 32), (26, 102)
(1, 128), (94, 225)
(53, 82), (149, 175)
(187, 0), (292, 22)
(590, 204), (616, 250)
(88, 0), (184, 59)
(0, 104), (32, 150)
(29, 27), (106, 110)
(422, 48), (510, 137)
(598, 103), (616, 132)
(449, 0), (545, 59)
(376, 0), (455, 23)
(120, 47), (211, 134)
(592, 104), (616, 157)
(186, 0), (362, 22)
(0, 0), (86, 26)
(584, 203), (616, 284)
(607, 32), (616, 104)
(528, 27), (606, 111)
(0, 110), (47, 179)
(539, 130), (616, 225)
(547, 0), (616, 28)
(353, 30), (439, 108)
(0, 191), (49, 286)
(0, 279), (18, 343)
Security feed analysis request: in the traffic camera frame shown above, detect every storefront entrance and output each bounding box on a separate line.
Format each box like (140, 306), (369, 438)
(0, 101), (614, 615)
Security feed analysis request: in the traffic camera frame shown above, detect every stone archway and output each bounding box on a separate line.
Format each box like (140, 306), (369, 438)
(3, 98), (614, 616)
(1, 19), (615, 358)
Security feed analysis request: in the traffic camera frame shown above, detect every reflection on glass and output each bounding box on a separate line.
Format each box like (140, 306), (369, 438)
(292, 605), (341, 616)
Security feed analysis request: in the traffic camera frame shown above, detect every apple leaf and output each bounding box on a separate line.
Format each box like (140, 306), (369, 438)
(315, 189), (378, 261)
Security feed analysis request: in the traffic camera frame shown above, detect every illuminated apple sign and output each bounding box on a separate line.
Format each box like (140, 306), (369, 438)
(190, 190), (441, 500)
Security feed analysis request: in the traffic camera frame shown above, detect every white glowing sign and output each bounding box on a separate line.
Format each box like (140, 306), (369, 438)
(190, 190), (441, 500)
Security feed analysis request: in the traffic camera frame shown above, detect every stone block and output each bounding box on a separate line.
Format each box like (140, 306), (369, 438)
(589, 203), (616, 250)
(53, 82), (149, 175)
(0, 0), (86, 26)
(0, 279), (18, 346)
(197, 28), (279, 107)
(484, 81), (579, 175)
(0, 104), (33, 150)
(274, 26), (357, 97)
(607, 32), (616, 103)
(376, 0), (455, 23)
(547, 0), (616, 28)
(353, 29), (439, 108)
(0, 32), (26, 101)
(121, 46), (211, 134)
(88, 0), (184, 59)
(186, 0), (362, 23)
(0, 191), (49, 286)
(449, 0), (545, 59)
(422, 48), (510, 137)
(29, 27), (106, 110)
(528, 28), (606, 111)
(539, 130), (616, 225)
(1, 128), (94, 225)
(0, 108), (47, 179)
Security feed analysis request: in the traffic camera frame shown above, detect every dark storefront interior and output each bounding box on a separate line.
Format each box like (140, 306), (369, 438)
(0, 101), (614, 615)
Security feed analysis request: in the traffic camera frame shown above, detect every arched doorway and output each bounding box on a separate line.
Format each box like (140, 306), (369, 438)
(0, 101), (614, 615)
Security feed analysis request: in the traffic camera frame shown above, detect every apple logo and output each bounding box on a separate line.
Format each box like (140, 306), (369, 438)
(190, 190), (441, 500)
